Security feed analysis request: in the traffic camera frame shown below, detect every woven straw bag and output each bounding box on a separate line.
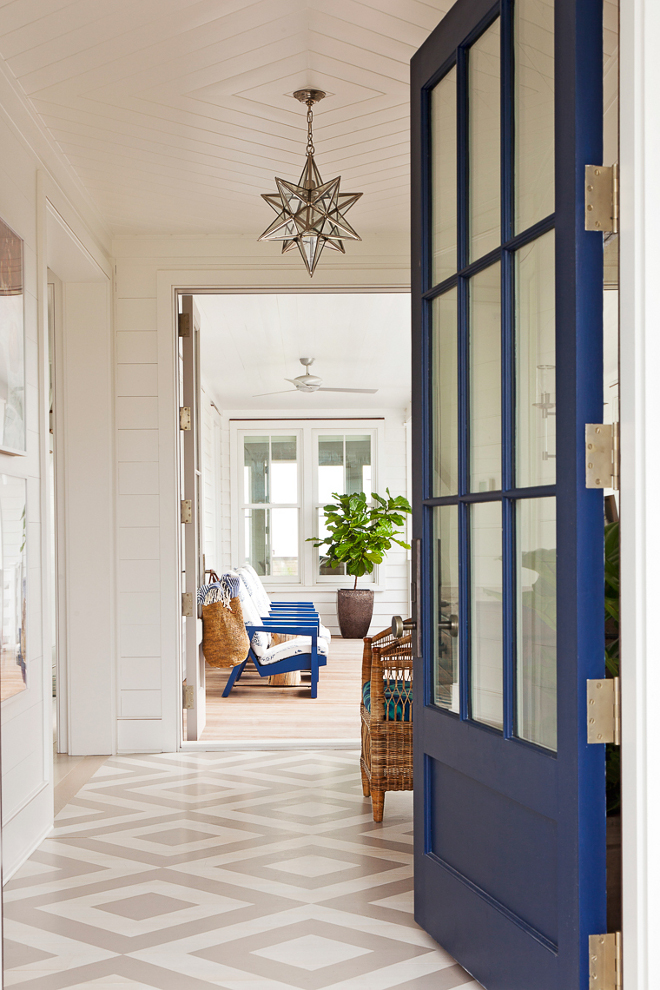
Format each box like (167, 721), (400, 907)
(201, 575), (249, 668)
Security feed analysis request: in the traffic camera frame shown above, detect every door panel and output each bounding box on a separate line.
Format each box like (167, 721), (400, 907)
(181, 295), (205, 740)
(411, 1), (606, 988)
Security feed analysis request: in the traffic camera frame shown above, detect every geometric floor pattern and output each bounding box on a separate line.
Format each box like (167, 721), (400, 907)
(4, 751), (480, 989)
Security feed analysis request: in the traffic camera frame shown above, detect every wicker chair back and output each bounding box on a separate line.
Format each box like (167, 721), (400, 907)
(360, 627), (414, 822)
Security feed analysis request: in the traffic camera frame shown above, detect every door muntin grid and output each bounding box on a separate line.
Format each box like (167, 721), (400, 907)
(425, 0), (557, 750)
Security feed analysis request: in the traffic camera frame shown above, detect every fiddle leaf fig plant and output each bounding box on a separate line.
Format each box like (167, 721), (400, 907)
(308, 489), (412, 590)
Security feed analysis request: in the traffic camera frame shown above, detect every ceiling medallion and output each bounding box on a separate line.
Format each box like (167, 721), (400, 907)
(258, 90), (363, 277)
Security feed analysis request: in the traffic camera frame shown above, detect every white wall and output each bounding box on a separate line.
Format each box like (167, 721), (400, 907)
(0, 114), (51, 879)
(60, 282), (115, 754)
(0, 63), (112, 875)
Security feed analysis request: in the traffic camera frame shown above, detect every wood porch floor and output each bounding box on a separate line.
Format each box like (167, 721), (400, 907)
(198, 638), (363, 742)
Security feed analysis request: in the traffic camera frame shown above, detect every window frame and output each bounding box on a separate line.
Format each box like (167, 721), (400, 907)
(230, 419), (383, 590)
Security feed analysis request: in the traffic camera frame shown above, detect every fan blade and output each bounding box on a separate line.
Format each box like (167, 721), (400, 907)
(251, 390), (299, 397)
(317, 387), (379, 394)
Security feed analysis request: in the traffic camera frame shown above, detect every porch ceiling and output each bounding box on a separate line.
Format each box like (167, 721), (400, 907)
(195, 291), (411, 411)
(0, 0), (451, 236)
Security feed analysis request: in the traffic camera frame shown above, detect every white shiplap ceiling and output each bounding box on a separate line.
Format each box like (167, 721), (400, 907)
(0, 0), (451, 235)
(195, 291), (411, 411)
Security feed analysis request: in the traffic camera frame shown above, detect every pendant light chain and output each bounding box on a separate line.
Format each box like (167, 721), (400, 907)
(306, 100), (315, 157)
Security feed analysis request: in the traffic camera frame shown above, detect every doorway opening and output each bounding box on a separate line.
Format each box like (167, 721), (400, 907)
(176, 290), (412, 745)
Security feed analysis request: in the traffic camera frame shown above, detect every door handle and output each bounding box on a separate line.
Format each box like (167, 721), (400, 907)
(439, 614), (459, 637)
(392, 615), (415, 639)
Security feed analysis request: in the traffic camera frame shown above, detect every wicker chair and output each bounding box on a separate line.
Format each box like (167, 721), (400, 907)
(360, 627), (413, 822)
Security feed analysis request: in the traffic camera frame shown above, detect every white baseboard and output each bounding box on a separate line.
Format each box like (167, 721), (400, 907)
(180, 738), (360, 751)
(2, 818), (53, 884)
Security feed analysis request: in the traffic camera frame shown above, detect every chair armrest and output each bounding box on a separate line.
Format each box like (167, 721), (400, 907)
(369, 650), (386, 723)
(362, 638), (373, 687)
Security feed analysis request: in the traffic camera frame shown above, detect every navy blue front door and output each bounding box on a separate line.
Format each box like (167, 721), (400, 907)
(411, 2), (606, 988)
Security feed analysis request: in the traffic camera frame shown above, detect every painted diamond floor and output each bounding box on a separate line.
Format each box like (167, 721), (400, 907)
(4, 751), (479, 989)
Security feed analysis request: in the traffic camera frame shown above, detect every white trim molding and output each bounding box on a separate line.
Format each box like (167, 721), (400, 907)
(620, 0), (660, 985)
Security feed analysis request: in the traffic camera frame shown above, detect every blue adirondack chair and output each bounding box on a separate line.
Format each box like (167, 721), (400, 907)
(222, 619), (327, 698)
(205, 569), (328, 699)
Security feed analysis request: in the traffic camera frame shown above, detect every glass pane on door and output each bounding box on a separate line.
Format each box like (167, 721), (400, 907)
(470, 263), (501, 491)
(470, 500), (503, 729)
(432, 289), (458, 497)
(516, 497), (557, 750)
(469, 19), (501, 260)
(516, 231), (556, 487)
(432, 66), (457, 284)
(515, 0), (555, 233)
(433, 504), (459, 711)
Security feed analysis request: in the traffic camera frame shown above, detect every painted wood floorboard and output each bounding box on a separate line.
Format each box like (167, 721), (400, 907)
(198, 638), (364, 742)
(3, 750), (479, 989)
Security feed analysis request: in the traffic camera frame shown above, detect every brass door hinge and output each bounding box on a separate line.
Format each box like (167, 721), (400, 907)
(180, 406), (191, 430)
(178, 312), (191, 337)
(585, 164), (619, 234)
(181, 499), (192, 524)
(183, 684), (194, 709)
(587, 677), (620, 745)
(181, 592), (194, 617)
(589, 932), (621, 989)
(586, 424), (619, 490)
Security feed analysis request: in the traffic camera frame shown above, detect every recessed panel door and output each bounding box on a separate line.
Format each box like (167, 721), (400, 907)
(411, 2), (606, 988)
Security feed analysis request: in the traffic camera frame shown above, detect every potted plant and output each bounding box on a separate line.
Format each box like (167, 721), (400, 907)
(308, 489), (412, 638)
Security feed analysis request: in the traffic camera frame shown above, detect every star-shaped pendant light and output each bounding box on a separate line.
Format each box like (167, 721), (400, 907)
(258, 90), (363, 276)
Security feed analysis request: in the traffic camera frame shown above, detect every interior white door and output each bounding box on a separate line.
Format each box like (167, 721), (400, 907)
(181, 295), (205, 740)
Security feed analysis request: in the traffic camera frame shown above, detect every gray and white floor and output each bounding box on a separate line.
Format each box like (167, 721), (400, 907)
(4, 751), (477, 989)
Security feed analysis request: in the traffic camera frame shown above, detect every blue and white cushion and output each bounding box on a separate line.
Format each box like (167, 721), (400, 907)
(255, 636), (329, 667)
(237, 564), (271, 617)
(239, 563), (331, 643)
(197, 573), (240, 607)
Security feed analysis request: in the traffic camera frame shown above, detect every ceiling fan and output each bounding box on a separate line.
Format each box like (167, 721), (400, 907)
(252, 358), (378, 397)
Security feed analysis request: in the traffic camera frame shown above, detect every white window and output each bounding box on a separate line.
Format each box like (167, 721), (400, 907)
(315, 433), (373, 579)
(232, 422), (380, 588)
(239, 431), (301, 580)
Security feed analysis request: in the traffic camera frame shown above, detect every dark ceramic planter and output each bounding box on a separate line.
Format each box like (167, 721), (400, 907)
(337, 588), (374, 639)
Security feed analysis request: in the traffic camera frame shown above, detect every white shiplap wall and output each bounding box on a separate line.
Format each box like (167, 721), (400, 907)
(116, 328), (162, 728)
